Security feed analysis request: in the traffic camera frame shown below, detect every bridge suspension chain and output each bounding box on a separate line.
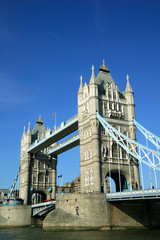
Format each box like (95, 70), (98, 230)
(96, 112), (160, 171)
(133, 119), (160, 150)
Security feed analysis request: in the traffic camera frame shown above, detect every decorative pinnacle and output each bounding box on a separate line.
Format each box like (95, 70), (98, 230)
(91, 65), (95, 74)
(125, 74), (133, 93)
(36, 115), (43, 124)
(99, 59), (109, 73)
(80, 75), (83, 82)
(24, 126), (26, 132)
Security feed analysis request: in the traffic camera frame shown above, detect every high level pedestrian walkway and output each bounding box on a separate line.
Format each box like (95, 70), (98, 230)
(27, 114), (78, 154)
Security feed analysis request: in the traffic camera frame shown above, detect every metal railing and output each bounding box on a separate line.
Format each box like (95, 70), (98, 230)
(31, 201), (56, 216)
(106, 189), (160, 201)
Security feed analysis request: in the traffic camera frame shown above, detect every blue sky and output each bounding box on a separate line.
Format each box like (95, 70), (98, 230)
(0, 0), (160, 189)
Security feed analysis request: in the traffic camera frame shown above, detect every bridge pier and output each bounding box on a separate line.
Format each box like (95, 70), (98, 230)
(43, 193), (160, 230)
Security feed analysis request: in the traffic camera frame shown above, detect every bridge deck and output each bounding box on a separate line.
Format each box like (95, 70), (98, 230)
(106, 189), (160, 201)
(27, 115), (78, 154)
(31, 201), (56, 217)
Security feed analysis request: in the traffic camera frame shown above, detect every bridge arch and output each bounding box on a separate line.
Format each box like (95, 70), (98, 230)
(31, 191), (47, 204)
(104, 169), (131, 193)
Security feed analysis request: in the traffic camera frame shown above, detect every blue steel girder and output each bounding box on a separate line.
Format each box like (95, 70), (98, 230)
(133, 119), (160, 150)
(96, 112), (160, 171)
(27, 114), (78, 154)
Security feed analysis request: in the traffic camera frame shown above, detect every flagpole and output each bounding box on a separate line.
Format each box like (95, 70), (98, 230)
(55, 113), (56, 129)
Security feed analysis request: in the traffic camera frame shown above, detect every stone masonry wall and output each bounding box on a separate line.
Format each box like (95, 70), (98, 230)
(0, 205), (31, 227)
(43, 193), (160, 230)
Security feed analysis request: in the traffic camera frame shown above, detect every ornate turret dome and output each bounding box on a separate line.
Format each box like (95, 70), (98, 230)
(99, 59), (110, 73)
(36, 115), (44, 125)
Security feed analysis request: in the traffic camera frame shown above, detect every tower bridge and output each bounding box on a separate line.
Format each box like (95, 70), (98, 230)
(2, 61), (160, 209)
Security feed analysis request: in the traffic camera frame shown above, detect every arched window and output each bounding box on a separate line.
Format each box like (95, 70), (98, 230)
(113, 91), (116, 100)
(33, 175), (36, 183)
(112, 142), (118, 158)
(38, 173), (44, 182)
(122, 148), (126, 158)
(104, 102), (107, 110)
(101, 126), (105, 135)
(38, 161), (44, 170)
(109, 102), (112, 110)
(45, 171), (49, 183)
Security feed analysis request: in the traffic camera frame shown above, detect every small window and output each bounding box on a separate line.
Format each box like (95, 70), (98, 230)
(113, 91), (116, 100)
(101, 127), (105, 135)
(38, 173), (44, 182)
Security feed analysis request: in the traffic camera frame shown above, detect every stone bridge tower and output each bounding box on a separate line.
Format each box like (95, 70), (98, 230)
(78, 61), (140, 193)
(19, 116), (57, 205)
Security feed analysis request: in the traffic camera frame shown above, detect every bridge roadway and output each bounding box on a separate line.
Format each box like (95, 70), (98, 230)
(27, 114), (78, 154)
(31, 201), (56, 217)
(106, 189), (160, 201)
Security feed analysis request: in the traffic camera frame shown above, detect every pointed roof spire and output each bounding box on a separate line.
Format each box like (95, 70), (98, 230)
(27, 121), (31, 134)
(125, 74), (133, 93)
(89, 65), (96, 85)
(22, 126), (26, 138)
(99, 59), (109, 73)
(36, 115), (43, 125)
(78, 75), (83, 94)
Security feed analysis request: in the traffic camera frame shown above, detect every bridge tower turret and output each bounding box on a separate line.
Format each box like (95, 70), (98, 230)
(19, 116), (57, 205)
(78, 65), (101, 193)
(125, 74), (136, 140)
(78, 61), (140, 193)
(19, 123), (32, 205)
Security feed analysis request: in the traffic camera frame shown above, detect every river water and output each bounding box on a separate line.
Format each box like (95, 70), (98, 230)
(0, 228), (160, 240)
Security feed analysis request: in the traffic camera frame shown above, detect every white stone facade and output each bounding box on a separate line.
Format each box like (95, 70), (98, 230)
(78, 61), (140, 193)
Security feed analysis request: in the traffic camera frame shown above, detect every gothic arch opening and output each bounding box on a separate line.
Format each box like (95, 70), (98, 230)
(105, 170), (128, 192)
(31, 191), (46, 204)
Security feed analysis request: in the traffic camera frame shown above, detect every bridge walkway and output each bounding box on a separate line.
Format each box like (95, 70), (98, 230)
(27, 114), (78, 154)
(106, 189), (160, 201)
(48, 134), (80, 155)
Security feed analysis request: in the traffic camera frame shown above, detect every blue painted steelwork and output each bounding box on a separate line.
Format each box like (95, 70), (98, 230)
(31, 193), (37, 203)
(31, 201), (56, 216)
(96, 112), (160, 171)
(27, 114), (78, 154)
(134, 119), (160, 150)
(106, 189), (160, 201)
(1, 166), (20, 206)
(48, 134), (80, 155)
